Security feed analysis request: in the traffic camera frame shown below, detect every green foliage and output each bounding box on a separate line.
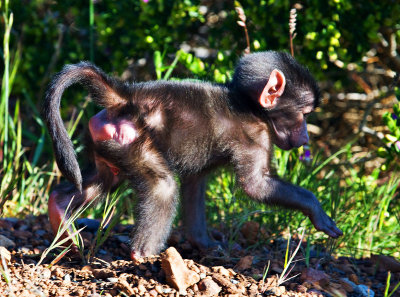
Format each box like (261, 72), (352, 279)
(178, 50), (206, 77)
(6, 0), (399, 102)
(379, 91), (400, 168)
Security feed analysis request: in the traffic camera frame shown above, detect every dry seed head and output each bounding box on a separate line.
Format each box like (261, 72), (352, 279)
(289, 8), (297, 36)
(237, 20), (246, 27)
(235, 7), (246, 22)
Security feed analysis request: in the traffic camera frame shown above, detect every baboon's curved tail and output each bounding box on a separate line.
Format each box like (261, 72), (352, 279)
(43, 62), (129, 191)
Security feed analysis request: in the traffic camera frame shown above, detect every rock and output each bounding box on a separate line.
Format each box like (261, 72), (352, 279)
(187, 261), (200, 274)
(14, 230), (32, 239)
(262, 275), (278, 289)
(0, 234), (15, 248)
(19, 289), (35, 297)
(341, 263), (355, 274)
(161, 247), (200, 294)
(34, 229), (46, 237)
(296, 284), (308, 293)
(212, 266), (231, 278)
(240, 221), (259, 244)
(74, 288), (85, 296)
(371, 254), (400, 272)
(0, 220), (13, 230)
(42, 268), (51, 279)
(18, 247), (31, 254)
(81, 265), (93, 272)
(301, 281), (313, 289)
(211, 273), (240, 294)
(92, 268), (116, 279)
(354, 284), (374, 297)
(269, 286), (286, 296)
(107, 277), (119, 283)
(149, 289), (158, 297)
(155, 285), (164, 294)
(16, 223), (29, 231)
(340, 278), (356, 292)
(198, 278), (221, 296)
(5, 218), (18, 225)
(115, 235), (130, 243)
(113, 279), (135, 295)
(76, 218), (100, 232)
(327, 282), (347, 296)
(137, 284), (146, 295)
(234, 255), (253, 271)
(52, 267), (65, 278)
(300, 267), (329, 284)
(0, 246), (11, 264)
(248, 283), (259, 297)
(348, 273), (359, 284)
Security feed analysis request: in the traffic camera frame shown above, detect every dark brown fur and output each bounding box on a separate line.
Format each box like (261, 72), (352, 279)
(43, 51), (342, 258)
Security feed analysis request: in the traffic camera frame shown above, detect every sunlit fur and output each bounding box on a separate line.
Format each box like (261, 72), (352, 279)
(43, 51), (342, 258)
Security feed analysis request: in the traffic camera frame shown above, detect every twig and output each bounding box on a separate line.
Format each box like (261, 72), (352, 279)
(378, 28), (400, 72)
(358, 73), (399, 133)
(351, 73), (372, 94)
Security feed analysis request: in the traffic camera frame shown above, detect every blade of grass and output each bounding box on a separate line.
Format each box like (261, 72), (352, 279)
(300, 147), (347, 187)
(89, 0), (94, 62)
(284, 229), (290, 268)
(163, 51), (182, 80)
(37, 194), (97, 266)
(1, 0), (13, 170)
(278, 228), (305, 285)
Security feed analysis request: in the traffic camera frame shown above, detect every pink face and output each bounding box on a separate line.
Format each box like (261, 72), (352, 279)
(268, 107), (312, 150)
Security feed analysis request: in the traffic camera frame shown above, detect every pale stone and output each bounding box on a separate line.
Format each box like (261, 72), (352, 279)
(197, 278), (221, 296)
(0, 234), (15, 248)
(161, 247), (200, 294)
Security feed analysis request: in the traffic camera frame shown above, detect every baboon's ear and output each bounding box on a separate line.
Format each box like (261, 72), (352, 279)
(259, 69), (286, 109)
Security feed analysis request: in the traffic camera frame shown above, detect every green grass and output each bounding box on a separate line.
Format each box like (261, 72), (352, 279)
(0, 0), (50, 217)
(205, 146), (400, 258)
(385, 271), (400, 297)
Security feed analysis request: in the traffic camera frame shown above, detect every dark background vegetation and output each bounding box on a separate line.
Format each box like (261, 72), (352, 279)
(1, 0), (400, 260)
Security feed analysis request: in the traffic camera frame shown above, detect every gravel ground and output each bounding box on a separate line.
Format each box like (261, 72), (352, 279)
(0, 215), (399, 297)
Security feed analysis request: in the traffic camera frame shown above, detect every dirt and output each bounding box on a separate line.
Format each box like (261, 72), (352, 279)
(0, 215), (399, 297)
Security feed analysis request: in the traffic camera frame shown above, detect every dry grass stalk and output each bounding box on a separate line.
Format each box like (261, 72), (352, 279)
(289, 8), (297, 57)
(235, 6), (250, 54)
